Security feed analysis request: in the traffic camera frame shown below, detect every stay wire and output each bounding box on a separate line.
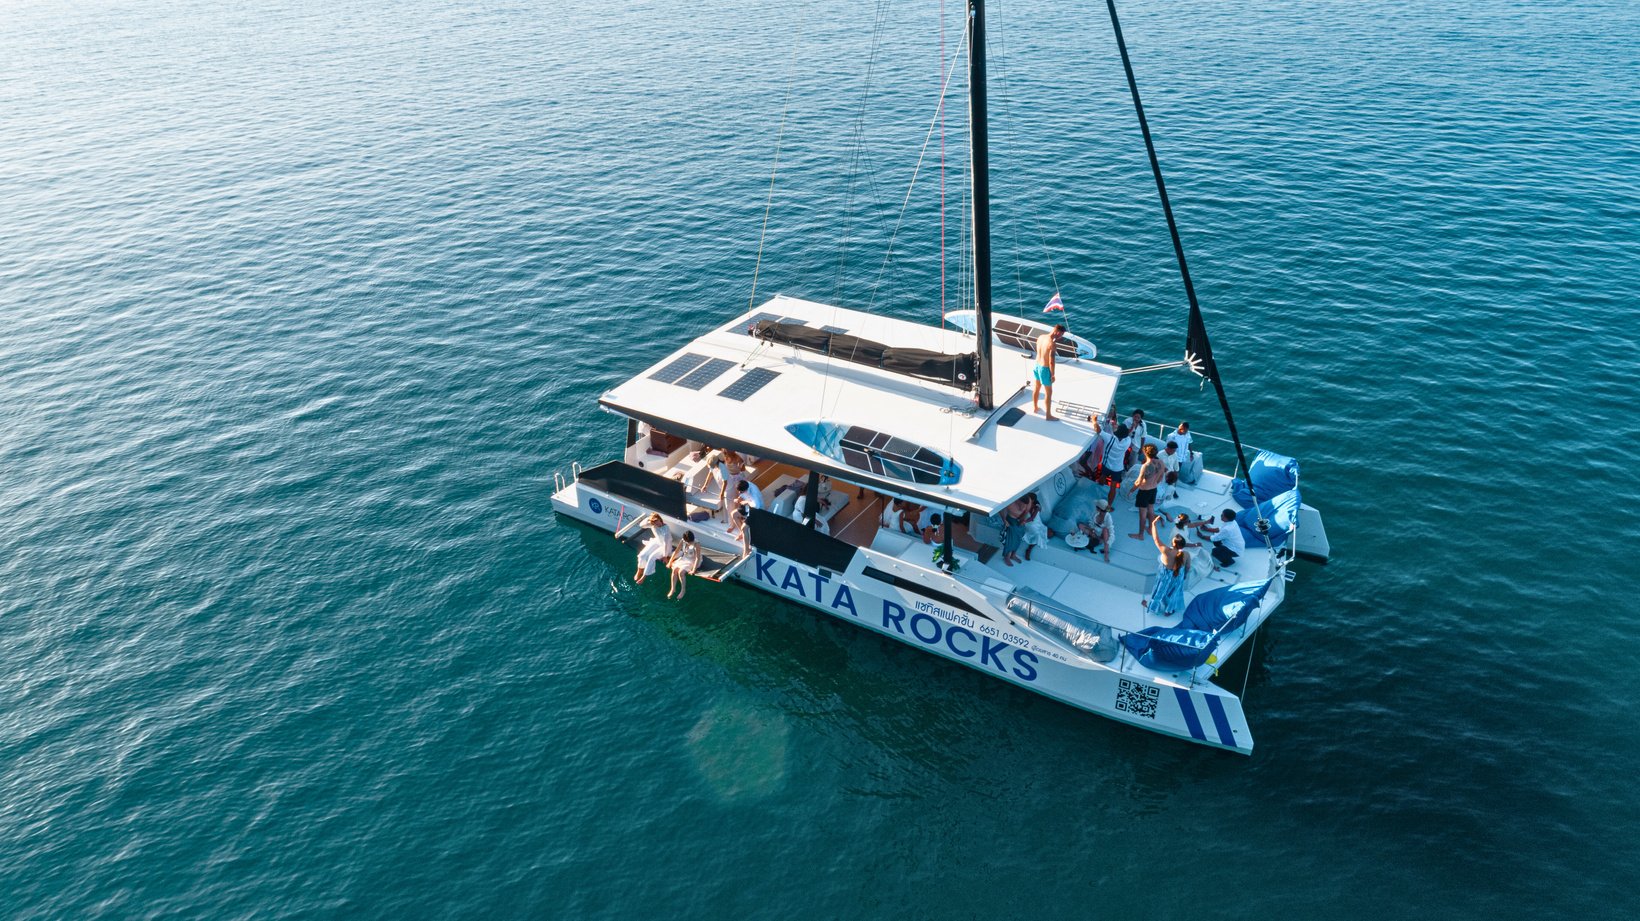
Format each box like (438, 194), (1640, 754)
(865, 36), (969, 311)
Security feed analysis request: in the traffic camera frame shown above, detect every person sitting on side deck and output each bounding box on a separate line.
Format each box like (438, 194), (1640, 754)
(667, 531), (701, 600)
(632, 513), (672, 584)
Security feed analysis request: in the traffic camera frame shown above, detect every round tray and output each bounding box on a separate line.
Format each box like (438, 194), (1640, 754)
(1064, 532), (1090, 549)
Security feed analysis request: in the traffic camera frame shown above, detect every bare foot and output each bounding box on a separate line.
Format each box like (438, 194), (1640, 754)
(1129, 532), (1143, 539)
(1044, 413), (1057, 421)
(1004, 557), (1015, 567)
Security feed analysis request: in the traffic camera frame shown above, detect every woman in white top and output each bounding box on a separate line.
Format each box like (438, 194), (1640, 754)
(632, 513), (672, 583)
(667, 530), (702, 600)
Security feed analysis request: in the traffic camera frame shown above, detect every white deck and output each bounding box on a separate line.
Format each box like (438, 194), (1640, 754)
(600, 295), (1123, 517)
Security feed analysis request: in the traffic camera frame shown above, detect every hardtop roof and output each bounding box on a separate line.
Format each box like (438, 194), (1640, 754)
(599, 295), (1124, 516)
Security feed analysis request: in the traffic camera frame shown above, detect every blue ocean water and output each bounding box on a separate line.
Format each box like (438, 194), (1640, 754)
(3, 0), (1638, 917)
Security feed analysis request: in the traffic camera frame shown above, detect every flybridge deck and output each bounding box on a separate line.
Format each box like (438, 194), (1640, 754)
(599, 295), (1122, 516)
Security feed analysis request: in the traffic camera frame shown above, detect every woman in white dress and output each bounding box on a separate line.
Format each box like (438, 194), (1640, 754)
(632, 513), (672, 583)
(667, 530), (702, 600)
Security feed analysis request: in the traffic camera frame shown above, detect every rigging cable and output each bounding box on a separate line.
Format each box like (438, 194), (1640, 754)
(818, 0), (895, 423)
(746, 30), (803, 315)
(864, 36), (968, 312)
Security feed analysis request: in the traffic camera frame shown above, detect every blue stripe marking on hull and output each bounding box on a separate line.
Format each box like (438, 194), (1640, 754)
(1173, 687), (1206, 741)
(1203, 694), (1236, 747)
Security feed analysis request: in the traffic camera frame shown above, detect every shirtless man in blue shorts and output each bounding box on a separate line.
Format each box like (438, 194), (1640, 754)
(1032, 324), (1067, 420)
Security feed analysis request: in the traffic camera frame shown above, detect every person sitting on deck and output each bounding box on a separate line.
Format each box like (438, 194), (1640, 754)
(1193, 508), (1246, 570)
(666, 530), (702, 600)
(632, 513), (672, 584)
(881, 498), (906, 529)
(1157, 470), (1182, 506)
(733, 478), (764, 515)
(1076, 499), (1115, 562)
(1160, 440), (1184, 477)
(898, 502), (925, 535)
(917, 512), (944, 545)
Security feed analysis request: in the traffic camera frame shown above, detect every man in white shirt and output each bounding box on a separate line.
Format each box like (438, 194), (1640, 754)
(1195, 507), (1245, 569)
(1089, 416), (1131, 508)
(733, 479), (764, 513)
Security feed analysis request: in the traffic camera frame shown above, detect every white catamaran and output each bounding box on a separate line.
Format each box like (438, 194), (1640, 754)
(551, 0), (1329, 753)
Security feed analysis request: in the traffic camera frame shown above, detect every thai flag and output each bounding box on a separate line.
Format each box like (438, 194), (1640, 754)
(1043, 292), (1064, 313)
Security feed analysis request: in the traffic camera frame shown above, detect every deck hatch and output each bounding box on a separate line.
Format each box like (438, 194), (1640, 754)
(718, 368), (781, 402)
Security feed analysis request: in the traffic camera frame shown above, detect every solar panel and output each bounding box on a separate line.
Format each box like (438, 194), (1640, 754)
(718, 367), (781, 401)
(819, 325), (848, 335)
(673, 357), (735, 391)
(649, 352), (709, 384)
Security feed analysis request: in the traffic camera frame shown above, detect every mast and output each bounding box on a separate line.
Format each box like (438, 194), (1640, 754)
(968, 0), (995, 410)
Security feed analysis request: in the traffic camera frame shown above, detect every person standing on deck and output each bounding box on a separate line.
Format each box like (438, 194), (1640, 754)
(1032, 325), (1067, 420)
(1127, 443), (1167, 540)
(1089, 415), (1132, 508)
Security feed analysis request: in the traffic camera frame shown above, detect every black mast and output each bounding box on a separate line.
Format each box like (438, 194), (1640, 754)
(969, 0), (995, 410)
(1104, 0), (1260, 505)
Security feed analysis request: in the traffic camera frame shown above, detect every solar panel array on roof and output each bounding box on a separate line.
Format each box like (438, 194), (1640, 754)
(649, 352), (710, 384)
(718, 367), (780, 402)
(837, 425), (954, 485)
(673, 357), (736, 391)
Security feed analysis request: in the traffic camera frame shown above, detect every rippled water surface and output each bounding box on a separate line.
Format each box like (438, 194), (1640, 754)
(3, 0), (1638, 917)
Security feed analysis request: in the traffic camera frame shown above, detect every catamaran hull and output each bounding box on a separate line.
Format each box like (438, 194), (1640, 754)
(552, 480), (1255, 754)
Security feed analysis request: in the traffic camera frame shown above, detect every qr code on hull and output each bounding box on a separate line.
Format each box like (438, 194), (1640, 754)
(1114, 679), (1159, 719)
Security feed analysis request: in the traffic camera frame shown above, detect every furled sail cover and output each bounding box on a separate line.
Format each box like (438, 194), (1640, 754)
(787, 421), (962, 486)
(1119, 577), (1276, 670)
(1230, 450), (1300, 508)
(1235, 487), (1302, 547)
(753, 320), (978, 390)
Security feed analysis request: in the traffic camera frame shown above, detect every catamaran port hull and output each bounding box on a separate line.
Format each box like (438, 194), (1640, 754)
(552, 478), (1255, 754)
